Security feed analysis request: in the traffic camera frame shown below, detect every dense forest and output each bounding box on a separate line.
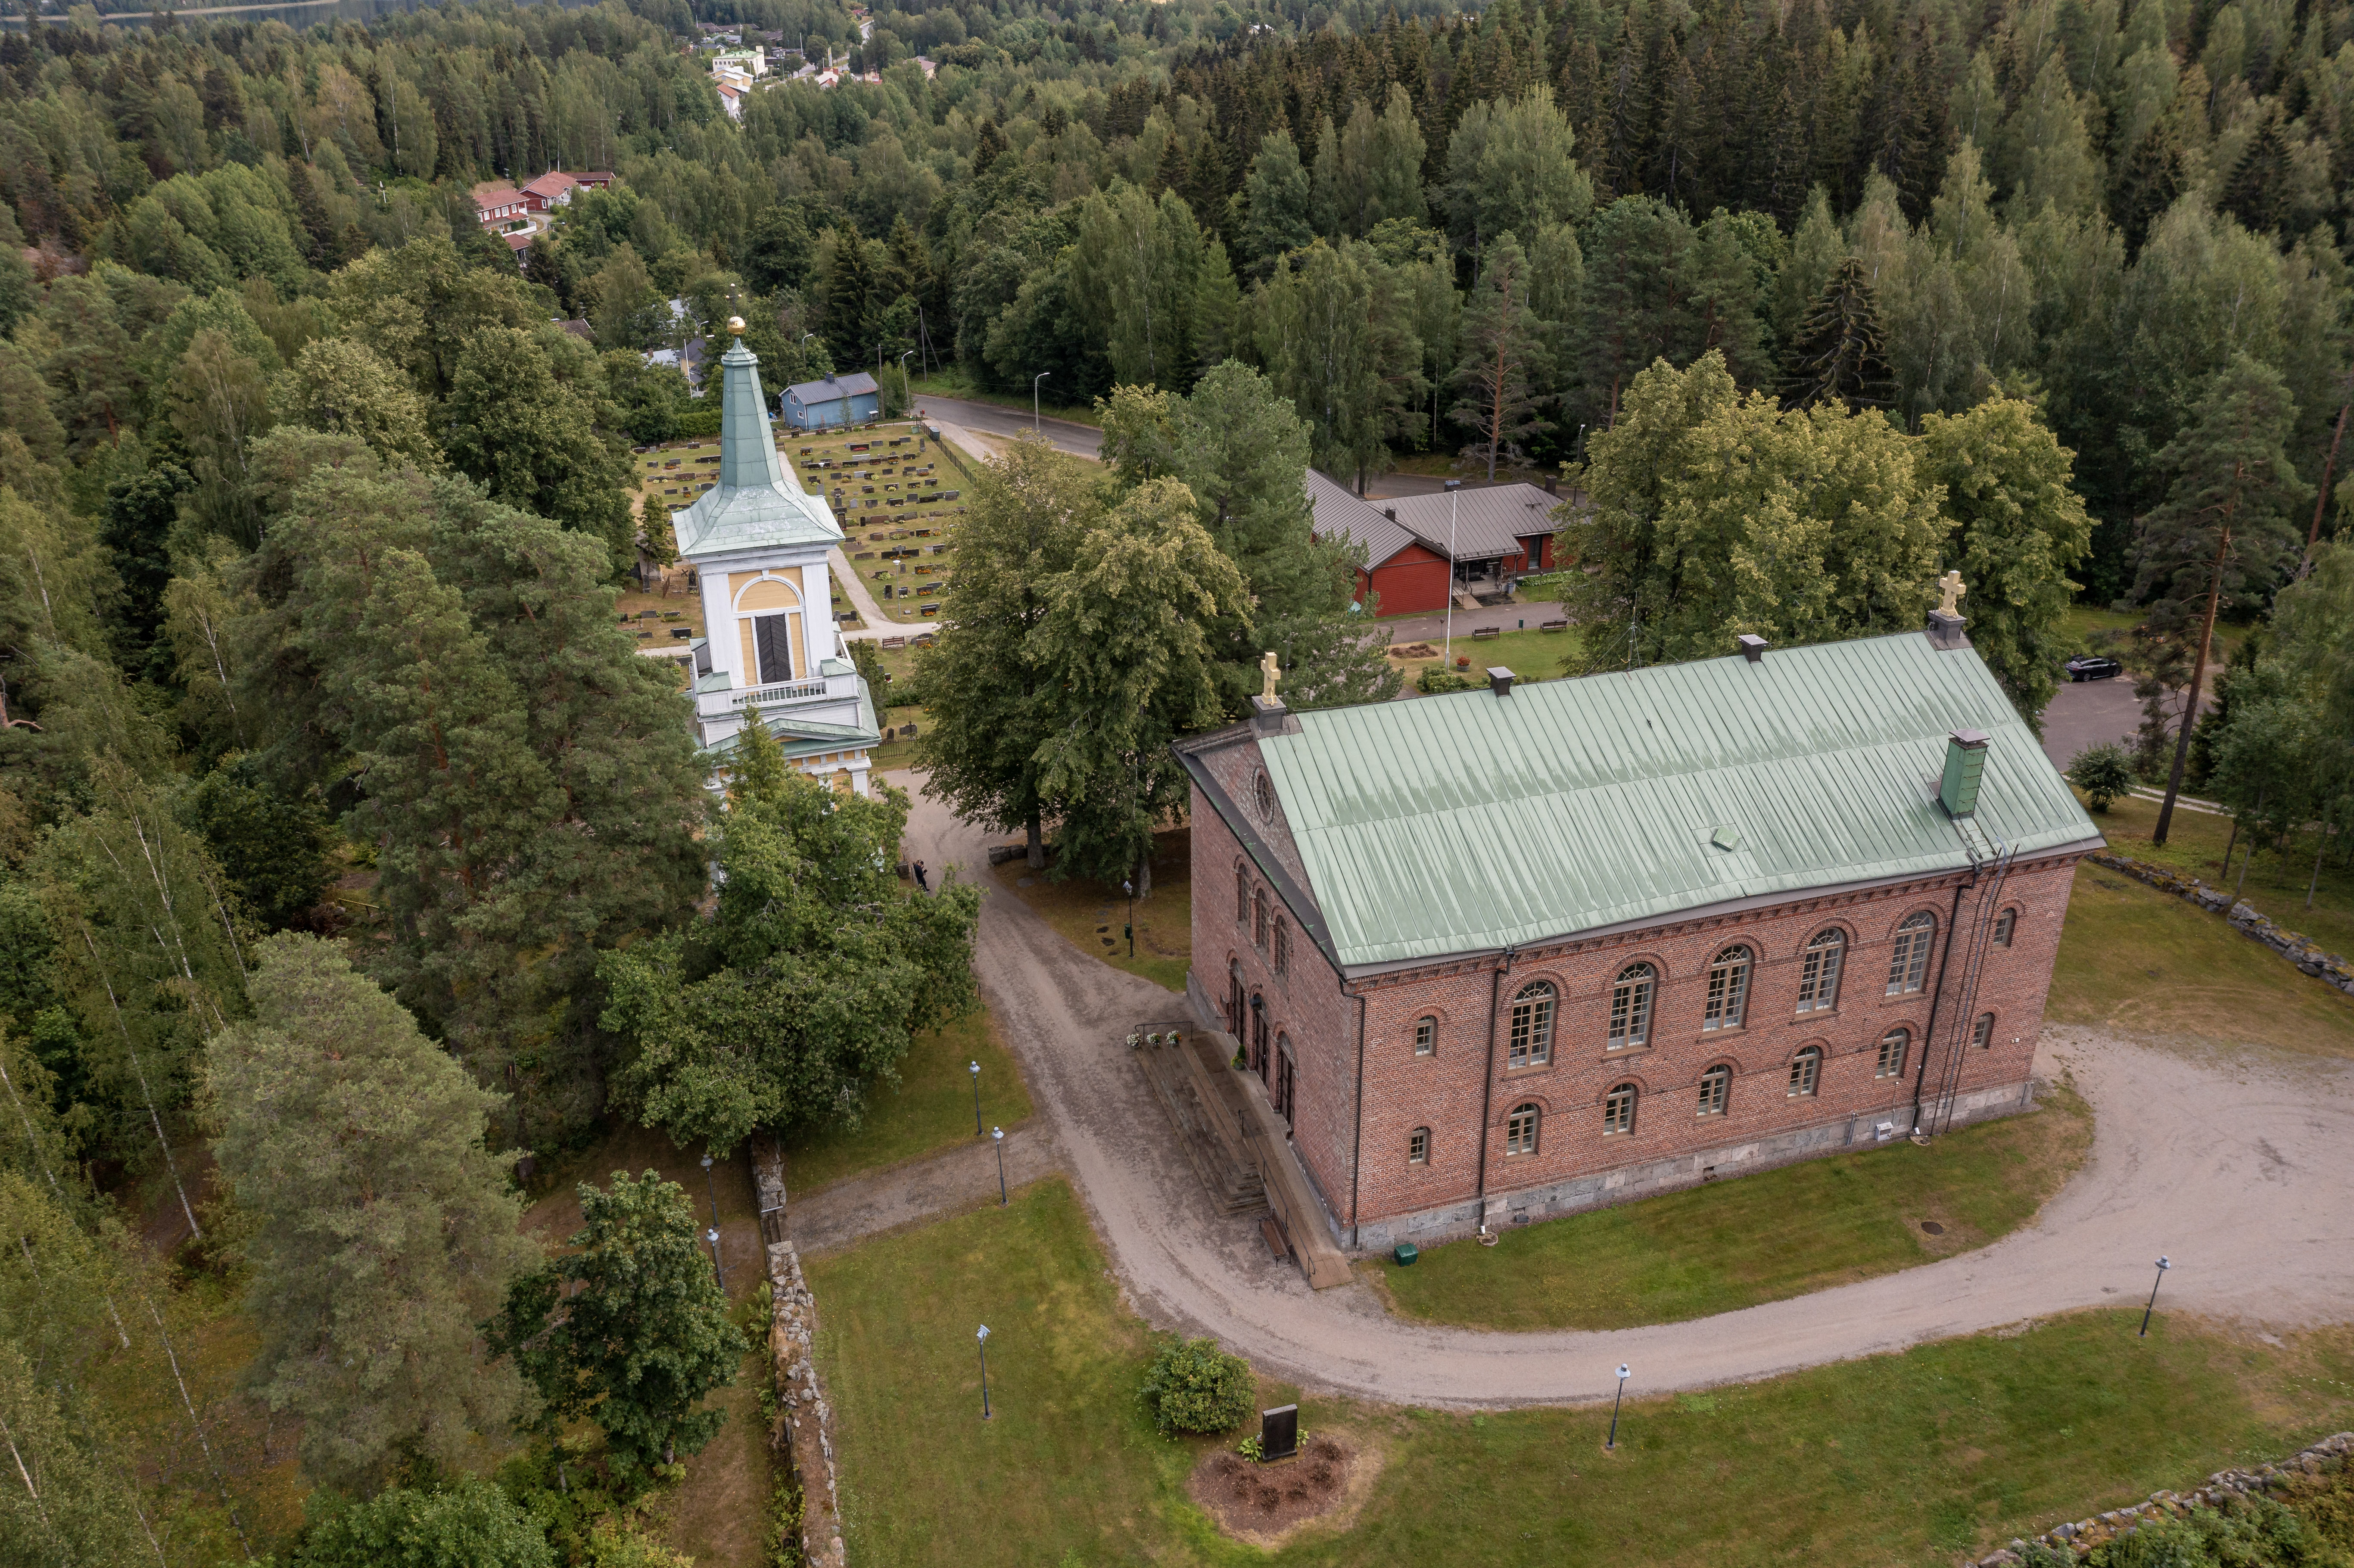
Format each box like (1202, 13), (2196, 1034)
(0, 0), (2345, 1558)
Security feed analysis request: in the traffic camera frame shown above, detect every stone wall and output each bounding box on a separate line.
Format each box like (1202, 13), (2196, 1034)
(1968, 1431), (2351, 1565)
(751, 1136), (847, 1568)
(2090, 851), (2354, 995)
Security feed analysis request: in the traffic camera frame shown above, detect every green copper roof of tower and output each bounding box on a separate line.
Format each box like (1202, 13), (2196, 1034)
(672, 335), (844, 559)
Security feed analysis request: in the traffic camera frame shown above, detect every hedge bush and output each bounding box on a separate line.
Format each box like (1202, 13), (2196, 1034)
(1416, 665), (1476, 695)
(1138, 1337), (1254, 1437)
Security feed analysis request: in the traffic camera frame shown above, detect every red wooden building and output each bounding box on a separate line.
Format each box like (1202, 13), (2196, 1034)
(1306, 471), (1560, 616)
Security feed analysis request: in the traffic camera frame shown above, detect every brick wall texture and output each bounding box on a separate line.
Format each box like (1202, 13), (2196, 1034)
(1190, 745), (2085, 1249)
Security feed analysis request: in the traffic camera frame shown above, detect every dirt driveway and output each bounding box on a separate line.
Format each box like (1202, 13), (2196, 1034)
(891, 774), (2354, 1407)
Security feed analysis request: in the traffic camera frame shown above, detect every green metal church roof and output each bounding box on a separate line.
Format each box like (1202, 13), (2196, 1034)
(1251, 632), (2101, 970)
(673, 335), (844, 560)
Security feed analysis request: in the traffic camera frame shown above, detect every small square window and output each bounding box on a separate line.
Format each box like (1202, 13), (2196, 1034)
(1407, 1127), (1429, 1164)
(1413, 1017), (1435, 1057)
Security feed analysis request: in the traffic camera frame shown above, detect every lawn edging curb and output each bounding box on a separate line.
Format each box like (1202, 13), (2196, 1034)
(2088, 851), (2354, 996)
(1971, 1430), (2350, 1564)
(753, 1136), (848, 1568)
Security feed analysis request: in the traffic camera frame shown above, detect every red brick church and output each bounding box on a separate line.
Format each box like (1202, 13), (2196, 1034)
(1177, 603), (2102, 1254)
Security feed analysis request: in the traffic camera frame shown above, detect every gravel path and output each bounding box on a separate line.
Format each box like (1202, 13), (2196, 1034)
(787, 1121), (1065, 1254)
(890, 775), (2354, 1407)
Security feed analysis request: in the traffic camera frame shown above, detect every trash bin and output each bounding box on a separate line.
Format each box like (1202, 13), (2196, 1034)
(1392, 1242), (1418, 1266)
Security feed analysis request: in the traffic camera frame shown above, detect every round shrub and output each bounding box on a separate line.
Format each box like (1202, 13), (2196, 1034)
(2068, 740), (2138, 812)
(1417, 665), (1476, 695)
(1139, 1337), (1255, 1437)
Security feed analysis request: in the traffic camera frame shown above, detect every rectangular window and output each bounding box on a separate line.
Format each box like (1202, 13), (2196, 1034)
(1609, 969), (1653, 1049)
(1703, 951), (1750, 1030)
(1602, 1086), (1635, 1136)
(1506, 1106), (1539, 1155)
(1788, 1050), (1821, 1097)
(1274, 921), (1290, 978)
(1507, 992), (1554, 1069)
(1407, 1127), (1429, 1164)
(1697, 1066), (1729, 1117)
(1253, 892), (1266, 950)
(1876, 1030), (1909, 1078)
(1236, 868), (1249, 924)
(1972, 1013), (1995, 1049)
(752, 613), (795, 684)
(1992, 910), (2017, 948)
(1413, 1018), (1435, 1057)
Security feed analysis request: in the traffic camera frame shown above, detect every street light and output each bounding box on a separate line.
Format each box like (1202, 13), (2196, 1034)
(705, 1225), (724, 1289)
(992, 1126), (1007, 1205)
(898, 348), (914, 413)
(701, 1151), (717, 1226)
(1122, 877), (1134, 958)
(1443, 479), (1463, 670)
(1032, 372), (1050, 432)
(976, 1324), (993, 1419)
(1606, 1364), (1630, 1450)
(2139, 1256), (2171, 1337)
(969, 1059), (983, 1137)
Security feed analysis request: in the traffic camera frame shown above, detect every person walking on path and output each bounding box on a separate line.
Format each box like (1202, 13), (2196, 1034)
(912, 859), (930, 893)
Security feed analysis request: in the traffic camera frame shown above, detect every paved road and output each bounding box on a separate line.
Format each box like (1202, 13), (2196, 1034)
(890, 775), (2354, 1406)
(910, 395), (1101, 460)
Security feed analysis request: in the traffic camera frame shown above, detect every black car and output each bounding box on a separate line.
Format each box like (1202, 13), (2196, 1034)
(2065, 655), (2124, 682)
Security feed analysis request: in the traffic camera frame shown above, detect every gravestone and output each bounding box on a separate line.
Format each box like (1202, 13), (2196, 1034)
(1259, 1404), (1298, 1462)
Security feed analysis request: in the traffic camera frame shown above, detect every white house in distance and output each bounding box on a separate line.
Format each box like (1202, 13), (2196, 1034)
(675, 320), (880, 796)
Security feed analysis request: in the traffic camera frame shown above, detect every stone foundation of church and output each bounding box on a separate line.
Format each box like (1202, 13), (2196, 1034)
(1339, 1077), (2037, 1256)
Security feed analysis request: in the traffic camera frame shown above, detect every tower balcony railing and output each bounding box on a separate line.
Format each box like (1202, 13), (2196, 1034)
(729, 677), (829, 706)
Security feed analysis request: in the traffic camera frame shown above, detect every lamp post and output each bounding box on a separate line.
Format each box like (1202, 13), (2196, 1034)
(976, 1325), (993, 1419)
(1606, 1364), (1629, 1450)
(701, 1151), (718, 1226)
(706, 1225), (724, 1289)
(969, 1059), (983, 1136)
(898, 348), (914, 415)
(2139, 1256), (2171, 1337)
(1032, 372), (1049, 432)
(992, 1126), (1007, 1205)
(1443, 479), (1463, 670)
(1123, 877), (1134, 958)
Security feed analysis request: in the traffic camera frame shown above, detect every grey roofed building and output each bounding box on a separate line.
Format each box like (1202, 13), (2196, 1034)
(783, 370), (880, 403)
(1308, 473), (1560, 567)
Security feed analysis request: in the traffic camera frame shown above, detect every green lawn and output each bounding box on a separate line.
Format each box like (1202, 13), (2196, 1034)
(1370, 1085), (2090, 1332)
(809, 1177), (2354, 1566)
(1386, 625), (1578, 686)
(780, 1005), (1034, 1196)
(2049, 860), (2354, 1059)
(2079, 787), (2354, 961)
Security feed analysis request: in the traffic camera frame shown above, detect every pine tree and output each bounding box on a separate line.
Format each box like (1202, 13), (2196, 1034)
(2219, 112), (2289, 235)
(1449, 233), (1554, 479)
(489, 1171), (740, 1478)
(2109, 118), (2186, 258)
(205, 933), (536, 1494)
(2133, 354), (2310, 844)
(1783, 258), (1896, 411)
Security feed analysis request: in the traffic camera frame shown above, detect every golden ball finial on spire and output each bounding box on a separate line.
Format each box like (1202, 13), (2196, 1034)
(727, 315), (747, 336)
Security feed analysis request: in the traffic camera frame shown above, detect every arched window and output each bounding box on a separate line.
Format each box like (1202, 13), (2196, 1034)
(1603, 1083), (1638, 1136)
(1253, 771), (1276, 820)
(1274, 918), (1290, 978)
(1413, 1017), (1436, 1057)
(1876, 1028), (1910, 1078)
(1796, 928), (1845, 1013)
(1507, 982), (1555, 1068)
(1703, 946), (1751, 1030)
(1993, 908), (2018, 948)
(1235, 863), (1249, 924)
(1505, 1102), (1540, 1156)
(1972, 1012), (1995, 1049)
(1252, 890), (1267, 950)
(1788, 1047), (1822, 1097)
(1408, 1127), (1430, 1164)
(1697, 1064), (1730, 1117)
(1887, 913), (1936, 994)
(1608, 963), (1655, 1048)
